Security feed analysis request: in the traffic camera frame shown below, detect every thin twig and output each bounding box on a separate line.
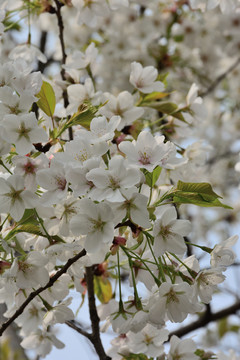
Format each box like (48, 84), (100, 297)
(65, 319), (92, 340)
(200, 56), (240, 97)
(169, 300), (240, 338)
(53, 0), (73, 140)
(0, 249), (87, 337)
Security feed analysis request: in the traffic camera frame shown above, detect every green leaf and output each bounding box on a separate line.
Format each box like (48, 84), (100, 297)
(125, 354), (149, 360)
(146, 101), (178, 113)
(143, 91), (170, 102)
(36, 81), (56, 118)
(142, 166), (162, 187)
(172, 181), (232, 209)
(94, 276), (112, 304)
(63, 102), (101, 133)
(5, 224), (43, 241)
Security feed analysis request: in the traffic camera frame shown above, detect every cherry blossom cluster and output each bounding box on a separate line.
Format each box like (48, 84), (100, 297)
(0, 1), (239, 359)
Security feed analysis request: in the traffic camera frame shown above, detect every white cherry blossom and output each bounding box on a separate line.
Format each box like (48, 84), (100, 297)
(130, 62), (165, 94)
(0, 174), (38, 221)
(153, 206), (191, 256)
(70, 198), (116, 253)
(1, 113), (48, 155)
(119, 131), (185, 172)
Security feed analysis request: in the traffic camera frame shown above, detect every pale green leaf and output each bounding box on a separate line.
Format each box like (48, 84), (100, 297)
(36, 81), (56, 117)
(94, 276), (112, 304)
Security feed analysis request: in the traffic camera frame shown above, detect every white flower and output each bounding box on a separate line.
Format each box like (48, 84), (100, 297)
(153, 206), (191, 256)
(63, 42), (98, 72)
(66, 158), (100, 197)
(1, 113), (48, 155)
(9, 44), (47, 65)
(210, 235), (238, 268)
(70, 198), (116, 253)
(15, 300), (45, 336)
(54, 136), (107, 167)
(10, 251), (49, 289)
(127, 324), (168, 357)
(149, 282), (202, 324)
(119, 131), (184, 172)
(0, 86), (35, 117)
(195, 268), (225, 303)
(72, 0), (109, 27)
(130, 62), (165, 94)
(21, 329), (64, 357)
(110, 189), (151, 228)
(54, 196), (82, 237)
(66, 78), (101, 115)
(43, 298), (74, 329)
(36, 160), (69, 205)
(189, 0), (237, 12)
(86, 155), (140, 202)
(13, 154), (48, 191)
(0, 174), (38, 221)
(168, 335), (198, 360)
(99, 91), (144, 131)
(182, 83), (207, 123)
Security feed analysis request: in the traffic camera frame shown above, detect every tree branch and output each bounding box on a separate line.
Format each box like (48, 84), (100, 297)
(200, 56), (240, 97)
(0, 249), (87, 337)
(65, 319), (92, 340)
(85, 266), (111, 360)
(169, 300), (240, 338)
(53, 0), (73, 140)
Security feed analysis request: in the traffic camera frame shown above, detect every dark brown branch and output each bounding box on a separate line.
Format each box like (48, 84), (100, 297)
(0, 249), (87, 337)
(200, 56), (240, 97)
(85, 266), (111, 360)
(65, 319), (92, 340)
(53, 0), (73, 140)
(169, 300), (240, 338)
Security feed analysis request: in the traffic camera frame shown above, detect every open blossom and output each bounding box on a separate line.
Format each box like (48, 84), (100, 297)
(130, 62), (165, 94)
(86, 155), (141, 202)
(13, 154), (48, 191)
(195, 268), (225, 303)
(152, 206), (191, 256)
(43, 298), (74, 329)
(88, 115), (121, 143)
(148, 282), (202, 324)
(127, 324), (169, 357)
(72, 0), (109, 27)
(0, 113), (48, 155)
(189, 0), (237, 13)
(98, 91), (144, 131)
(119, 131), (185, 172)
(182, 83), (207, 123)
(0, 86), (35, 117)
(63, 42), (98, 72)
(10, 251), (49, 289)
(36, 160), (69, 205)
(66, 77), (101, 115)
(110, 188), (151, 228)
(0, 174), (38, 221)
(168, 335), (198, 360)
(210, 235), (238, 268)
(70, 198), (116, 253)
(21, 329), (64, 358)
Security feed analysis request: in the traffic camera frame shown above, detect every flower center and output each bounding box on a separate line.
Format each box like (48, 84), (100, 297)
(55, 176), (67, 191)
(138, 150), (151, 165)
(17, 122), (31, 139)
(24, 161), (36, 174)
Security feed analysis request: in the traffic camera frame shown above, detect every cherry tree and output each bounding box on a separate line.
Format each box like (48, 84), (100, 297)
(0, 1), (239, 360)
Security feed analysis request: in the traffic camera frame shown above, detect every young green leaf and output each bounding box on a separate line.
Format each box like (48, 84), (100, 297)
(94, 276), (112, 304)
(36, 81), (56, 118)
(142, 166), (162, 187)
